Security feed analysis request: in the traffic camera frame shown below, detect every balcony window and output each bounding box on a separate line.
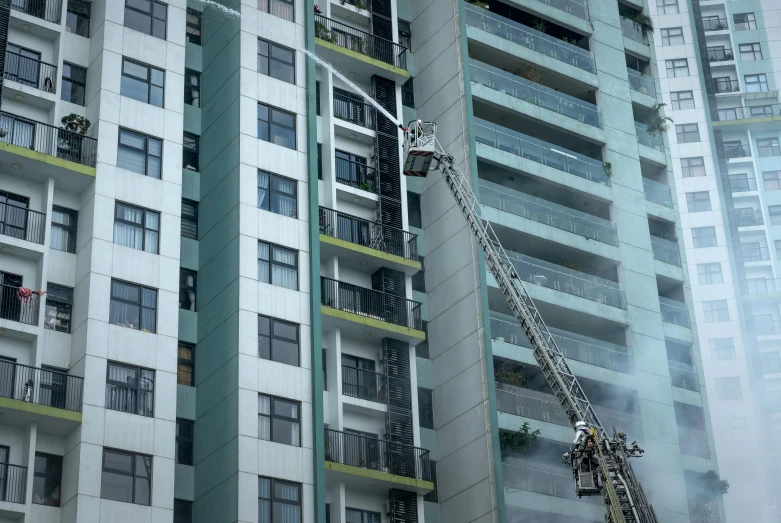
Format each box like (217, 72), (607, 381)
(258, 477), (302, 523)
(117, 129), (162, 178)
(5, 44), (45, 90)
(109, 280), (157, 332)
(761, 352), (781, 374)
(257, 103), (296, 149)
(661, 27), (684, 46)
(703, 300), (729, 323)
(710, 338), (735, 361)
(734, 13), (756, 31)
(697, 263), (723, 285)
(715, 377), (742, 400)
(418, 387), (434, 429)
(121, 59), (164, 107)
(183, 132), (199, 171)
(258, 242), (298, 290)
(62, 62), (86, 105)
(100, 449), (152, 505)
(176, 419), (194, 465)
(175, 499), (193, 523)
(657, 0), (678, 14)
(184, 68), (200, 108)
(114, 202), (159, 254)
(347, 509), (381, 523)
(181, 199), (198, 240)
(764, 171), (781, 191)
(258, 394), (301, 446)
(770, 206), (781, 226)
(666, 59), (689, 78)
(51, 206), (77, 253)
(745, 73), (769, 93)
(258, 39), (295, 84)
(740, 43), (763, 61)
(335, 150), (373, 191)
(713, 77), (737, 93)
(257, 0), (293, 22)
(178, 342), (194, 386)
(686, 191), (711, 212)
(66, 0), (91, 36)
(681, 157), (705, 177)
(402, 77), (414, 108)
(125, 0), (167, 40)
(408, 191), (422, 228)
(105, 361), (155, 416)
(32, 452), (62, 507)
(258, 315), (299, 366)
(676, 123), (699, 143)
(44, 284), (73, 333)
(692, 227), (716, 248)
(179, 269), (196, 312)
(186, 8), (201, 45)
(258, 171), (296, 218)
(759, 138), (781, 158)
(398, 19), (411, 49)
(671, 91), (694, 110)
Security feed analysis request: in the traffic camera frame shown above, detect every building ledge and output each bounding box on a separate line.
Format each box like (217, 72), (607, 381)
(0, 141), (96, 177)
(324, 461), (434, 493)
(0, 396), (81, 422)
(320, 234), (421, 274)
(315, 38), (409, 83)
(321, 305), (426, 344)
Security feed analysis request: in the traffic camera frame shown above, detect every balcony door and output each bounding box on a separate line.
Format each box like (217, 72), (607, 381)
(0, 445), (8, 502)
(40, 366), (67, 410)
(6, 43), (41, 89)
(342, 355), (378, 401)
(0, 357), (15, 400)
(0, 272), (23, 323)
(344, 429), (382, 471)
(0, 191), (30, 241)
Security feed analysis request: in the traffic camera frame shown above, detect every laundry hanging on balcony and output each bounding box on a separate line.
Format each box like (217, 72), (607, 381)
(16, 287), (44, 302)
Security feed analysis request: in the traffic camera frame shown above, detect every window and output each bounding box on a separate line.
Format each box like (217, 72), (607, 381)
(402, 77), (415, 108)
(183, 132), (199, 171)
(258, 315), (299, 366)
(771, 206), (781, 225)
(692, 227), (717, 248)
(32, 452), (62, 507)
(174, 499), (193, 523)
(408, 191), (422, 228)
(258, 39), (295, 84)
(258, 477), (301, 523)
(657, 0), (678, 14)
(186, 8), (201, 45)
(671, 91), (694, 110)
(44, 284), (73, 333)
(51, 206), (78, 253)
(710, 338), (735, 361)
(681, 157), (705, 177)
(121, 59), (164, 107)
(109, 280), (157, 332)
(412, 256), (425, 292)
(178, 342), (194, 386)
(661, 27), (684, 45)
(697, 263), (723, 284)
(676, 123), (700, 143)
(61, 62), (86, 105)
(734, 13), (756, 31)
(258, 242), (298, 290)
(181, 199), (198, 240)
(258, 395), (300, 446)
(257, 0), (293, 22)
(176, 419), (194, 465)
(347, 508), (382, 523)
(258, 171), (297, 217)
(257, 104), (296, 150)
(703, 300), (729, 322)
(184, 69), (200, 108)
(758, 138), (781, 157)
(715, 377), (742, 400)
(761, 352), (781, 374)
(114, 202), (160, 254)
(749, 105), (774, 118)
(317, 143), (322, 180)
(740, 43), (762, 61)
(666, 59), (689, 78)
(66, 0), (91, 37)
(418, 387), (434, 429)
(764, 171), (781, 191)
(727, 418), (748, 441)
(686, 192), (711, 212)
(125, 0), (167, 39)
(106, 362), (154, 416)
(179, 269), (196, 312)
(398, 19), (411, 49)
(117, 129), (162, 178)
(101, 449), (152, 505)
(713, 76), (736, 93)
(745, 73), (769, 92)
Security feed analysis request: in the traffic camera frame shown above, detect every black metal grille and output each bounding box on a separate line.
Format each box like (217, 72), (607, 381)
(315, 14), (406, 70)
(10, 0), (61, 23)
(0, 360), (83, 411)
(0, 463), (26, 504)
(389, 488), (419, 523)
(333, 91), (376, 129)
(0, 0), (10, 105)
(319, 207), (418, 260)
(4, 51), (57, 93)
(321, 277), (422, 330)
(0, 283), (39, 325)
(0, 202), (45, 244)
(334, 157), (378, 193)
(342, 365), (386, 403)
(0, 112), (97, 166)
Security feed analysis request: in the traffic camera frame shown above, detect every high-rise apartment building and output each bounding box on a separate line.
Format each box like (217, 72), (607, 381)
(651, 0), (781, 520)
(0, 0), (724, 522)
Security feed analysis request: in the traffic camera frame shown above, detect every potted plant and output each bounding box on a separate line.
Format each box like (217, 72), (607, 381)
(59, 114), (92, 162)
(61, 113), (91, 134)
(645, 102), (673, 133)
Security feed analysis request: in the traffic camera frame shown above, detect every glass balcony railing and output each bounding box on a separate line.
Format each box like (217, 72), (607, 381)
(659, 296), (689, 328)
(716, 104), (781, 122)
(532, 0), (588, 20)
(741, 244), (770, 262)
(503, 456), (601, 504)
(678, 426), (709, 458)
(724, 144), (750, 159)
(470, 59), (602, 128)
(643, 178), (672, 207)
(651, 236), (681, 267)
(635, 122), (664, 151)
(479, 180), (618, 245)
(627, 68), (656, 97)
(464, 4), (596, 74)
(504, 250), (627, 309)
(669, 360), (699, 391)
(490, 311), (632, 373)
(745, 278), (781, 295)
(734, 210), (764, 227)
(474, 118), (608, 185)
(621, 17), (650, 44)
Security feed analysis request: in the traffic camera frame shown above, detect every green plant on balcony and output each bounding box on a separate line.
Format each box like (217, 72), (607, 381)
(466, 0), (489, 8)
(532, 18), (547, 34)
(315, 22), (338, 43)
(349, 37), (365, 53)
(688, 471), (729, 523)
(623, 10), (654, 39)
(494, 359), (525, 390)
(603, 161), (613, 178)
(520, 66), (546, 87)
(358, 181), (372, 191)
(499, 422), (541, 454)
(352, 0), (368, 10)
(645, 102), (673, 133)
(61, 114), (91, 134)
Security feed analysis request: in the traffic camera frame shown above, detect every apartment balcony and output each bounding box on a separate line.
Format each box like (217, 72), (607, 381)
(0, 283), (40, 329)
(324, 428), (434, 493)
(464, 4), (596, 75)
(702, 17), (728, 32)
(724, 144), (751, 161)
(715, 104), (781, 126)
(4, 50), (57, 98)
(740, 244), (770, 262)
(470, 59), (602, 129)
(678, 426), (709, 459)
(749, 318), (781, 337)
(335, 156), (377, 192)
(0, 464), (26, 505)
(660, 297), (689, 328)
(635, 122), (664, 152)
(333, 91), (376, 132)
(627, 68), (656, 98)
(314, 14), (408, 83)
(620, 17), (649, 45)
(744, 278), (781, 296)
(503, 455), (601, 505)
(729, 174), (757, 192)
(713, 78), (740, 94)
(490, 311), (632, 373)
(479, 180), (617, 246)
(341, 365), (386, 404)
(319, 207), (420, 274)
(0, 202), (45, 246)
(707, 47), (734, 63)
(320, 277), (424, 343)
(651, 236), (681, 267)
(669, 360), (699, 392)
(643, 178), (672, 208)
(474, 118), (608, 185)
(734, 210), (764, 228)
(533, 0), (588, 20)
(10, 0), (61, 24)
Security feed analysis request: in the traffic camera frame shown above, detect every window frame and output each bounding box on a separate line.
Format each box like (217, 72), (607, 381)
(183, 132), (199, 172)
(32, 452), (63, 507)
(186, 8), (201, 45)
(686, 191), (711, 212)
(184, 68), (200, 108)
(258, 314), (300, 367)
(257, 103), (297, 150)
(124, 0), (167, 40)
(177, 342), (195, 386)
(257, 241), (298, 290)
(105, 361), (155, 418)
(745, 73), (769, 93)
(109, 279), (158, 333)
(665, 59), (689, 78)
(44, 283), (73, 334)
(120, 58), (165, 107)
(181, 199), (198, 240)
(715, 377), (742, 400)
(51, 205), (78, 253)
(257, 0), (294, 21)
(691, 227), (717, 248)
(757, 138), (781, 158)
(407, 191), (422, 228)
(258, 394), (301, 447)
(697, 263), (723, 285)
(401, 77), (414, 108)
(671, 91), (694, 110)
(739, 43), (762, 61)
(676, 123), (700, 143)
(418, 387), (434, 429)
(398, 19), (411, 49)
(733, 13), (756, 31)
(100, 448), (152, 506)
(257, 170), (297, 218)
(179, 269), (197, 312)
(761, 352), (781, 374)
(113, 202), (160, 254)
(257, 38), (296, 84)
(174, 499), (193, 523)
(61, 62), (87, 106)
(176, 418), (194, 466)
(117, 128), (163, 178)
(346, 508), (382, 523)
(258, 477), (302, 523)
(770, 205), (781, 225)
(710, 338), (735, 361)
(661, 27), (684, 46)
(65, 0), (91, 37)
(656, 0), (679, 14)
(764, 171), (781, 191)
(680, 157), (705, 177)
(703, 300), (729, 323)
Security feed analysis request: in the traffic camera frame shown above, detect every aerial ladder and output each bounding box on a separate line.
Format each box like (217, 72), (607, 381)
(402, 121), (660, 523)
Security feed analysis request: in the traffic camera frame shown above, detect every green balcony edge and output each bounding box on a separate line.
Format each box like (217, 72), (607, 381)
(713, 115), (781, 127)
(315, 38), (410, 78)
(320, 305), (426, 340)
(0, 142), (96, 176)
(0, 396), (82, 422)
(319, 234), (421, 270)
(324, 460), (435, 491)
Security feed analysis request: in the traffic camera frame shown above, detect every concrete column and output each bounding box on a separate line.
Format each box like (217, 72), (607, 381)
(23, 422), (37, 509)
(322, 71), (338, 210)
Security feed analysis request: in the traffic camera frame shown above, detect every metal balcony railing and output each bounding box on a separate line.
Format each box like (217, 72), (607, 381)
(5, 51), (57, 93)
(335, 157), (378, 193)
(713, 78), (740, 94)
(744, 278), (781, 295)
(669, 360), (699, 391)
(620, 17), (649, 44)
(0, 202), (45, 244)
(0, 112), (97, 167)
(635, 122), (664, 151)
(324, 428), (431, 481)
(321, 277), (423, 330)
(734, 209), (764, 227)
(729, 175), (757, 192)
(707, 47), (734, 62)
(724, 144), (750, 159)
(341, 365), (386, 403)
(490, 311), (632, 373)
(470, 59), (602, 128)
(464, 4), (596, 74)
(677, 426), (709, 458)
(717, 104), (781, 122)
(659, 296), (689, 328)
(10, 0), (61, 23)
(333, 91), (377, 129)
(479, 180), (618, 246)
(474, 118), (608, 185)
(0, 284), (39, 326)
(0, 463), (26, 504)
(740, 244), (770, 262)
(319, 207), (418, 260)
(651, 236), (681, 267)
(504, 250), (627, 309)
(315, 14), (407, 70)
(0, 361), (83, 411)
(627, 68), (656, 97)
(702, 17), (728, 31)
(643, 178), (672, 207)
(533, 0), (587, 20)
